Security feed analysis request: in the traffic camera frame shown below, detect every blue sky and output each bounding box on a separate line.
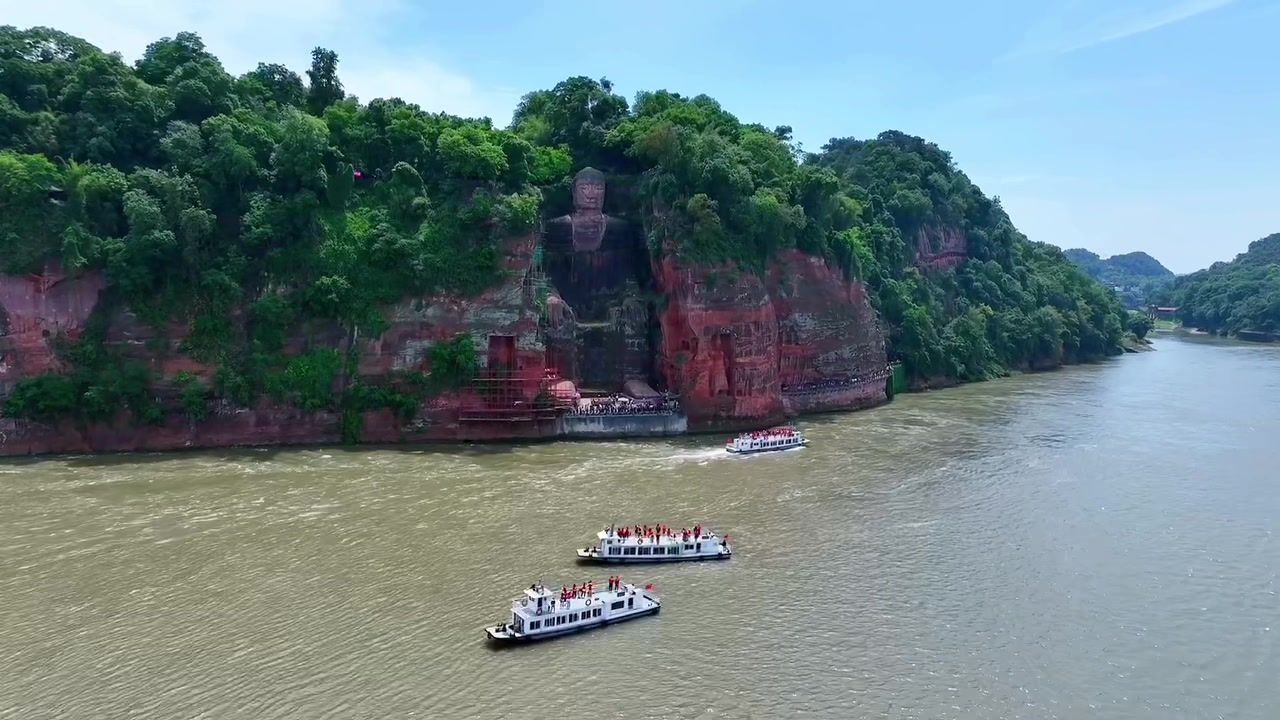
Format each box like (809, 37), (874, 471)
(6, 0), (1278, 272)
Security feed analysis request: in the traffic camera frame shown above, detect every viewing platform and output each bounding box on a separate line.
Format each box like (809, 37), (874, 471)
(559, 390), (687, 438)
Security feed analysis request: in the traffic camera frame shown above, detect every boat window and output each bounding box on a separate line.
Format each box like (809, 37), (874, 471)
(627, 598), (634, 609)
(684, 544), (693, 550)
(653, 546), (665, 555)
(611, 601), (624, 610)
(530, 621), (541, 630)
(593, 608), (602, 617)
(696, 543), (702, 551)
(623, 547), (637, 556)
(608, 547), (620, 555)
(638, 547), (651, 555)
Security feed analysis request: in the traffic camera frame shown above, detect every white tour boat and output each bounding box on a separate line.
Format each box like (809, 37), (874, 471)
(725, 425), (807, 454)
(577, 524), (731, 563)
(484, 580), (660, 644)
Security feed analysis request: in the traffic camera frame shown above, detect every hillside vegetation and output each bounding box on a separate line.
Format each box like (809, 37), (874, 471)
(1173, 234), (1280, 335)
(0, 27), (1130, 427)
(1065, 249), (1174, 309)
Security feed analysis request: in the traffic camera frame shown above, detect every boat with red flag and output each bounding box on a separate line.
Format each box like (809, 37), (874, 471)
(725, 425), (807, 454)
(484, 578), (660, 643)
(577, 524), (732, 563)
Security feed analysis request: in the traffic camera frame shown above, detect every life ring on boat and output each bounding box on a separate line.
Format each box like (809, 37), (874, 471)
(521, 599), (528, 607)
(535, 608), (542, 615)
(585, 598), (592, 606)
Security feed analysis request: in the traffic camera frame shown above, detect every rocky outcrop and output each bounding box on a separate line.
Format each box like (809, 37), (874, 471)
(915, 226), (967, 271)
(0, 265), (106, 394)
(655, 249), (888, 430)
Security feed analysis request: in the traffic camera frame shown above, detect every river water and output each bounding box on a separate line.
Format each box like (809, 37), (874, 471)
(1, 335), (1277, 719)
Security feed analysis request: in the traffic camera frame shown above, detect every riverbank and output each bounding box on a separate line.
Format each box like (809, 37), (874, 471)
(0, 352), (1133, 458)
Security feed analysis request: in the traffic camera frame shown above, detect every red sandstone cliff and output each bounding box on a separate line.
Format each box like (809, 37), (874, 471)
(655, 249), (888, 430)
(1, 235), (891, 455)
(915, 226), (968, 271)
(0, 265), (105, 392)
(0, 236), (563, 455)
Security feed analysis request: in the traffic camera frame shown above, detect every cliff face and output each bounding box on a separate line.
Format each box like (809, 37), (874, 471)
(656, 249), (888, 430)
(0, 236), (563, 455)
(915, 226), (967, 271)
(0, 267), (106, 393)
(1, 200), (892, 457)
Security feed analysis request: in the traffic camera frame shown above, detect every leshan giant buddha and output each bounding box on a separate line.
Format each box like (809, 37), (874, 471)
(542, 168), (654, 391)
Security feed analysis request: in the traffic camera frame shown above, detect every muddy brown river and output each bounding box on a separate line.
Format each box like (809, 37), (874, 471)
(1, 335), (1277, 718)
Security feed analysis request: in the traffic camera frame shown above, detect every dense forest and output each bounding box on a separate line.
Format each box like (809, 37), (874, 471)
(1064, 249), (1174, 309)
(0, 27), (1131, 426)
(1172, 233), (1280, 336)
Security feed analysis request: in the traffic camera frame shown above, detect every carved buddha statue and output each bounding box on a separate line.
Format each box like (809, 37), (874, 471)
(542, 167), (647, 321)
(541, 168), (653, 389)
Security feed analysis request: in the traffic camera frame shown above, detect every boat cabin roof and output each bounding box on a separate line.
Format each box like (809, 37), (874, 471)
(512, 584), (640, 617)
(524, 585), (553, 600)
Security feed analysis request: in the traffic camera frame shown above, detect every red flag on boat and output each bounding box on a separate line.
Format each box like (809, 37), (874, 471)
(644, 583), (654, 591)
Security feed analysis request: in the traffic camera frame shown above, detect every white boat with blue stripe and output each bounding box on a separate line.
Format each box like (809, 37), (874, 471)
(577, 525), (731, 563)
(484, 580), (659, 644)
(725, 425), (807, 454)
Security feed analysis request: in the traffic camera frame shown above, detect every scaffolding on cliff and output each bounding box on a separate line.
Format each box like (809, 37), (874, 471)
(457, 367), (578, 422)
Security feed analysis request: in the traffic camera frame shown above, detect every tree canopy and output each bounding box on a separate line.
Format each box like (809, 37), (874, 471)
(1173, 233), (1280, 335)
(1065, 248), (1174, 310)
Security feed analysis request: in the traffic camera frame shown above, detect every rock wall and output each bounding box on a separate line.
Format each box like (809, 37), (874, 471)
(0, 266), (106, 394)
(915, 226), (967, 271)
(1, 226), (892, 455)
(0, 235), (563, 456)
(655, 249), (888, 430)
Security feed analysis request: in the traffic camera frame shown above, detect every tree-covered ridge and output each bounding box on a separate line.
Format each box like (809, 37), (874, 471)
(1, 26), (560, 426)
(1173, 233), (1280, 335)
(1065, 248), (1174, 309)
(510, 81), (1130, 380)
(811, 133), (1129, 379)
(1, 28), (1131, 428)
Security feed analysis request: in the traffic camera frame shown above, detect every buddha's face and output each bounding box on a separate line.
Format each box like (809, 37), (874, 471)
(573, 179), (605, 212)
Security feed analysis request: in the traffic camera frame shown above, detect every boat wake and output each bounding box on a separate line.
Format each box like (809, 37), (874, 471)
(660, 447), (728, 465)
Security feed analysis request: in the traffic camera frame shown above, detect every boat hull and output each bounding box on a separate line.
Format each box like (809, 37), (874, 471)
(725, 440), (807, 455)
(484, 604), (660, 645)
(576, 548), (731, 564)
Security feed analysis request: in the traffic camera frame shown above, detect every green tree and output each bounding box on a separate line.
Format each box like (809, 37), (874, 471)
(305, 47), (343, 115)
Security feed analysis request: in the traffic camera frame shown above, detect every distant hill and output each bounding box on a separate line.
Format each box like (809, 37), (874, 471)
(1173, 233), (1280, 336)
(1064, 249), (1174, 309)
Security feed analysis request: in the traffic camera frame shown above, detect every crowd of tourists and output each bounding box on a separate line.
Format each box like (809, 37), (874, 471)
(781, 365), (894, 395)
(570, 394), (680, 416)
(607, 524), (715, 542)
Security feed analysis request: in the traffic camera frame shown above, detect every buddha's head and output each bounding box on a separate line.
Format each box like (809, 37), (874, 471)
(572, 167), (606, 212)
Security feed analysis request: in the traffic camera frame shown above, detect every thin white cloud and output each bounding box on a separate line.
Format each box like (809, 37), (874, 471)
(1007, 0), (1238, 58)
(1063, 0), (1237, 52)
(0, 0), (515, 122)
